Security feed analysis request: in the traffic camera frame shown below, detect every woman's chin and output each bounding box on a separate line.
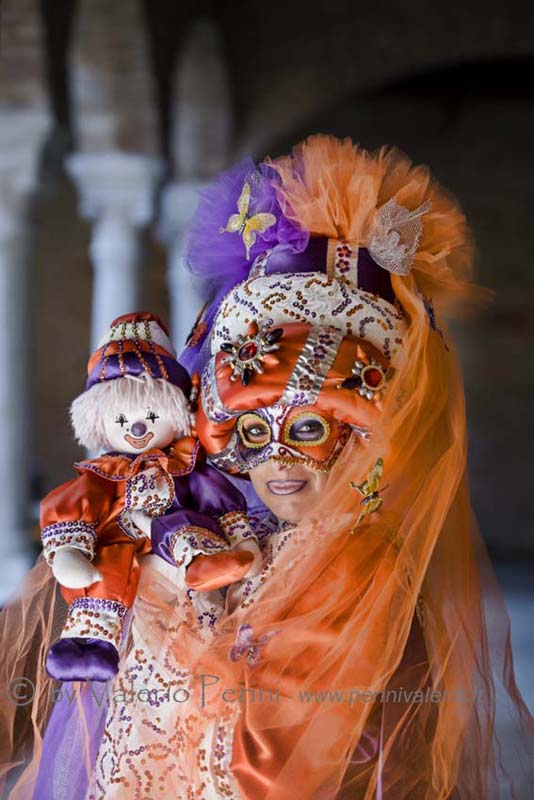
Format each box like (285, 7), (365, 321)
(263, 492), (310, 524)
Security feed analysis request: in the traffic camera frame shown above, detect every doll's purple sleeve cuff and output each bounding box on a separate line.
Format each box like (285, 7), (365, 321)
(151, 509), (226, 568)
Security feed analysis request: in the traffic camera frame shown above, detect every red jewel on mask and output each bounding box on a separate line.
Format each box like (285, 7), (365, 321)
(238, 342), (259, 361)
(220, 321), (283, 385)
(339, 359), (390, 401)
(363, 367), (383, 387)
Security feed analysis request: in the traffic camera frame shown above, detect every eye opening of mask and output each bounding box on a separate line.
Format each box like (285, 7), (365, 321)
(284, 411), (332, 448)
(237, 412), (272, 449)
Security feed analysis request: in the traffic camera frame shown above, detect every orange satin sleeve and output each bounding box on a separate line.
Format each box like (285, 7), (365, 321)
(40, 471), (115, 531)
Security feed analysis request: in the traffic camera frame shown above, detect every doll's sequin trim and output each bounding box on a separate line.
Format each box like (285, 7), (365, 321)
(170, 525), (228, 568)
(41, 520), (98, 563)
(124, 464), (175, 516)
(218, 510), (256, 545)
(62, 597), (128, 648)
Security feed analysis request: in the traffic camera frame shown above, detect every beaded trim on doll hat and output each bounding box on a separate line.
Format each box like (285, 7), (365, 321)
(95, 312), (177, 355)
(86, 312), (191, 395)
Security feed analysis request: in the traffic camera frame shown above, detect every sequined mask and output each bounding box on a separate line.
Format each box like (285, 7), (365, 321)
(207, 404), (351, 474)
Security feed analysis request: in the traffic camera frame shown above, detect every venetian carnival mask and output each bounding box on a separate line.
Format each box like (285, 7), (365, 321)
(224, 403), (351, 473)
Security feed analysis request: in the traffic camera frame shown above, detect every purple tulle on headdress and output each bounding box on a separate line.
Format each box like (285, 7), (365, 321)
(180, 159), (309, 376)
(185, 158), (309, 286)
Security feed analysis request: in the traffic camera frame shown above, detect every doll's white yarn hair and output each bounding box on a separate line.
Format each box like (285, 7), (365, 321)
(70, 373), (191, 451)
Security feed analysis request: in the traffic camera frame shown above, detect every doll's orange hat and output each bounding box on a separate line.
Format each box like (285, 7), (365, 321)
(86, 312), (191, 395)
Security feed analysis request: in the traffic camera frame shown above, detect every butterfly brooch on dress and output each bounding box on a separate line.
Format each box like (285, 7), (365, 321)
(219, 181), (277, 260)
(350, 458), (388, 531)
(228, 623), (278, 668)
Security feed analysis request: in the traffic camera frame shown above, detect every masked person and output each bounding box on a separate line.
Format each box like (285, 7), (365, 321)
(1, 136), (532, 800)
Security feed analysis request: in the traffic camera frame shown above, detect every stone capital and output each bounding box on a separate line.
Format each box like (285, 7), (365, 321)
(0, 109), (49, 238)
(66, 151), (164, 227)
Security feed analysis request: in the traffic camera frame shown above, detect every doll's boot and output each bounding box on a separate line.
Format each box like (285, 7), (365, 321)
(46, 596), (127, 681)
(46, 636), (119, 682)
(185, 549), (254, 592)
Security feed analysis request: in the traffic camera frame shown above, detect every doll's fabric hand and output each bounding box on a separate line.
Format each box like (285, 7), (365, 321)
(234, 540), (263, 578)
(185, 550), (254, 592)
(52, 547), (103, 589)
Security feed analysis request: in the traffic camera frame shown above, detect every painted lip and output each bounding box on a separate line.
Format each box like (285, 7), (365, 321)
(266, 480), (307, 496)
(124, 432), (154, 449)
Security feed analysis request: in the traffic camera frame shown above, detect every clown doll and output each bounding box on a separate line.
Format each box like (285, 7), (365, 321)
(41, 312), (261, 682)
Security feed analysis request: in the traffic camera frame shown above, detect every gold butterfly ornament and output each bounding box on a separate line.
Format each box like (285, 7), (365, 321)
(219, 180), (277, 260)
(350, 457), (388, 531)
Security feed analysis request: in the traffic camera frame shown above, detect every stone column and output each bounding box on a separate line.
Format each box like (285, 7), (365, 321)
(68, 0), (162, 348)
(0, 111), (48, 603)
(159, 18), (233, 349)
(66, 152), (163, 348)
(158, 181), (209, 351)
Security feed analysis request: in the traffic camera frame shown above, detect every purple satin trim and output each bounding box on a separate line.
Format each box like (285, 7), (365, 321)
(46, 638), (119, 683)
(263, 239), (394, 305)
(356, 248), (395, 305)
(86, 352), (192, 394)
(187, 461), (247, 517)
(151, 509), (221, 566)
(179, 279), (235, 374)
(34, 682), (109, 799)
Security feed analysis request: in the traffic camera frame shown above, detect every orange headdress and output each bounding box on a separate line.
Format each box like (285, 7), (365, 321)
(189, 135), (533, 799)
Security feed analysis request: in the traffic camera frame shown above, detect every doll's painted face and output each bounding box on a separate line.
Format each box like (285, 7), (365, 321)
(103, 406), (176, 454)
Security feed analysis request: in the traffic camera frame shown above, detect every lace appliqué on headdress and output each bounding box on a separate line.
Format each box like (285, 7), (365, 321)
(368, 199), (432, 276)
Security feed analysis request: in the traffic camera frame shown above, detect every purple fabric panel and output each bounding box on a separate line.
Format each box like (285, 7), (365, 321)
(151, 508), (221, 566)
(33, 683), (109, 799)
(265, 236), (328, 276)
(86, 353), (192, 395)
(151, 463), (246, 565)
(357, 248), (395, 305)
(187, 461), (247, 519)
